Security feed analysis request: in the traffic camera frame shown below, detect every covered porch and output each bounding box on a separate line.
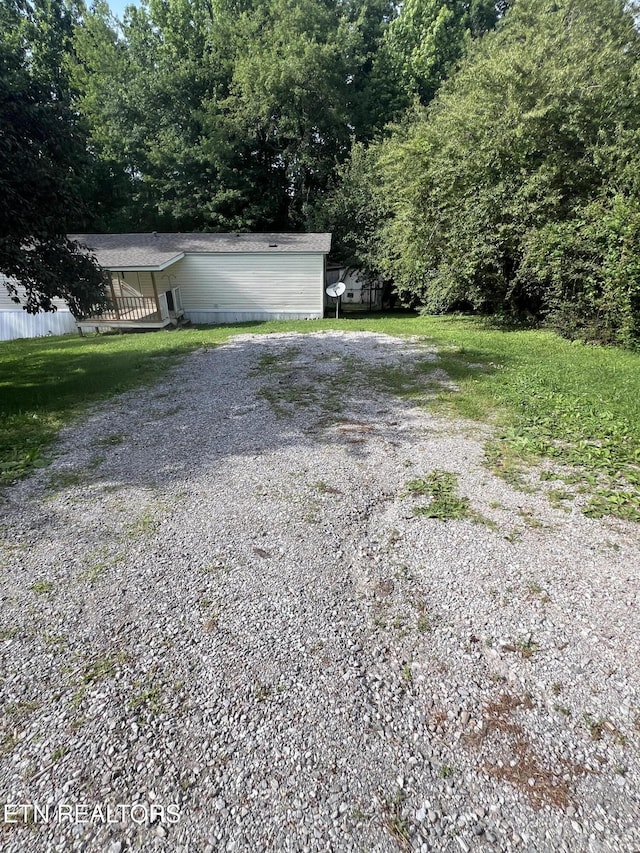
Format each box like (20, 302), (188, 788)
(75, 249), (186, 333)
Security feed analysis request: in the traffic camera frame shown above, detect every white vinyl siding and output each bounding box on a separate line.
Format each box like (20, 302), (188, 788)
(0, 310), (76, 341)
(170, 253), (324, 317)
(0, 278), (76, 340)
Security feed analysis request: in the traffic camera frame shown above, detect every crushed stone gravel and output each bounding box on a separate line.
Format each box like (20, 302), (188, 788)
(0, 330), (638, 852)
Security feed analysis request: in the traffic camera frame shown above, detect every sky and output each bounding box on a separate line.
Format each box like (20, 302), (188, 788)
(108, 0), (139, 19)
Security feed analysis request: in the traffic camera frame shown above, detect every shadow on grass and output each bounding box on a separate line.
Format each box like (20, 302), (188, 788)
(3, 313), (640, 496)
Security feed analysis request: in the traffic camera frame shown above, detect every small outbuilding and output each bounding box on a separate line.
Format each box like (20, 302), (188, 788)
(0, 232), (332, 339)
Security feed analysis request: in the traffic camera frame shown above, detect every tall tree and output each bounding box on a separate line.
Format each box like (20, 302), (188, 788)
(0, 0), (108, 316)
(71, 0), (402, 232)
(381, 0), (500, 106)
(219, 0), (354, 229)
(373, 0), (640, 344)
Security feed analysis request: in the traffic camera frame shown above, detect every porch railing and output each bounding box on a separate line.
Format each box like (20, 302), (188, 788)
(83, 287), (184, 324)
(89, 295), (160, 322)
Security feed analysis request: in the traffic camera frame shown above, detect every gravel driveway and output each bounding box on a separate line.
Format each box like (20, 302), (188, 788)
(1, 331), (638, 852)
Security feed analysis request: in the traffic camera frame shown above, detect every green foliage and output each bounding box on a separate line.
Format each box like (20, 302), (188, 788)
(371, 0), (640, 345)
(0, 0), (109, 315)
(383, 0), (499, 106)
(314, 142), (390, 274)
(405, 470), (471, 519)
(70, 0), (399, 232)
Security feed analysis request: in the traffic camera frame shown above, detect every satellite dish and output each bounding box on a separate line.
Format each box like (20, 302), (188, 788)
(326, 281), (346, 298)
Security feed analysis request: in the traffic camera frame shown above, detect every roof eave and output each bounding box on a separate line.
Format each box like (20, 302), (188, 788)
(103, 253), (185, 272)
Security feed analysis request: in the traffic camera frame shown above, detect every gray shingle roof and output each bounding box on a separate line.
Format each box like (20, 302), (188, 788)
(69, 232), (332, 270)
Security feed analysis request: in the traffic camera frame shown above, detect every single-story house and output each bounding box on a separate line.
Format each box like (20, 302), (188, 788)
(0, 232), (332, 340)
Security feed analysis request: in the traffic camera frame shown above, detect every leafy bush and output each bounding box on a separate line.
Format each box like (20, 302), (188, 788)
(368, 0), (640, 345)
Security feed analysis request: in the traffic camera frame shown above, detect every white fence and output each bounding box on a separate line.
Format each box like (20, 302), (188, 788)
(0, 310), (77, 341)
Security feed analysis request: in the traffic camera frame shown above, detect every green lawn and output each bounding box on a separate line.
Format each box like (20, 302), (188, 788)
(1, 314), (639, 518)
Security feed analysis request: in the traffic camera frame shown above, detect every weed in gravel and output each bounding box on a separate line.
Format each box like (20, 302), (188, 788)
(518, 509), (546, 529)
(42, 632), (66, 648)
(1, 701), (40, 754)
(95, 433), (126, 447)
(405, 470), (471, 520)
(583, 713), (605, 741)
(315, 480), (342, 495)
(51, 745), (70, 762)
(387, 528), (403, 545)
(0, 626), (18, 641)
(401, 664), (413, 685)
(125, 509), (159, 538)
(416, 615), (431, 633)
(255, 683), (272, 702)
(31, 579), (53, 595)
(6, 699), (40, 719)
(439, 764), (454, 778)
(383, 791), (411, 850)
(515, 636), (540, 659)
(201, 562), (231, 574)
(527, 581), (551, 604)
(548, 488), (573, 511)
(70, 687), (86, 709)
(392, 614), (408, 635)
(87, 454), (105, 470)
(159, 405), (182, 418)
(258, 382), (318, 417)
(582, 714), (626, 744)
(130, 684), (164, 716)
(584, 488), (640, 522)
(254, 352), (280, 370)
(81, 652), (127, 684)
(80, 553), (123, 584)
(484, 442), (532, 491)
(252, 347), (301, 374)
(47, 468), (84, 491)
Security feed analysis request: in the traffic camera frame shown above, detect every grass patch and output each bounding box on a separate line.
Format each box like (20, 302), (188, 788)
(383, 790), (411, 850)
(257, 382), (318, 417)
(405, 470), (471, 520)
(81, 651), (127, 684)
(47, 467), (85, 491)
(95, 433), (126, 447)
(31, 579), (54, 595)
(80, 552), (123, 585)
(130, 683), (164, 716)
